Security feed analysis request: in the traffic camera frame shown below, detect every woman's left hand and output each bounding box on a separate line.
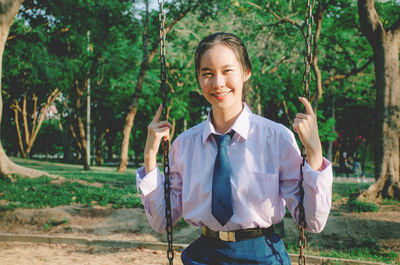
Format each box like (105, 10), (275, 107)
(293, 97), (323, 170)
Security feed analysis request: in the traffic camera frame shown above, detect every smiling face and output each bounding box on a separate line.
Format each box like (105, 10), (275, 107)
(198, 44), (251, 117)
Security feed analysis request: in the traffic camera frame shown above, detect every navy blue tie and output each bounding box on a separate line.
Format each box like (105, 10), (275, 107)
(212, 133), (233, 226)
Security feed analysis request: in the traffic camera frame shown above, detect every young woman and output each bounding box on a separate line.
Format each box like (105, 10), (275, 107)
(137, 32), (333, 264)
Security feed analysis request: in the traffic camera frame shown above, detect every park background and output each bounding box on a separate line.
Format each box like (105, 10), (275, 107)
(0, 0), (399, 264)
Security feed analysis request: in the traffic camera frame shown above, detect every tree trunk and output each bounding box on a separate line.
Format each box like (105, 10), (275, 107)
(95, 131), (105, 166)
(117, 0), (150, 173)
(69, 80), (90, 170)
(118, 102), (138, 172)
(0, 0), (49, 178)
(117, 4), (191, 172)
(77, 114), (90, 170)
(360, 138), (368, 177)
(327, 88), (335, 162)
(11, 101), (26, 158)
(358, 0), (400, 199)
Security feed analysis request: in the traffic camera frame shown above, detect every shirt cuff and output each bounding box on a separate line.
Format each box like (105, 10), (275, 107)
(136, 166), (163, 196)
(302, 158), (333, 190)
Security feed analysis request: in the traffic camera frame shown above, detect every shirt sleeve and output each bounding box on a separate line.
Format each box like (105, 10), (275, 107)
(136, 139), (183, 233)
(278, 128), (333, 233)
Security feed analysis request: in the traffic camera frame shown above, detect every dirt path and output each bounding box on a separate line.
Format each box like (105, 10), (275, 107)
(0, 241), (183, 265)
(0, 200), (399, 264)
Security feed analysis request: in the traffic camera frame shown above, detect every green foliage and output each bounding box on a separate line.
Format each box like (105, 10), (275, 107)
(3, 0), (399, 173)
(345, 199), (379, 213)
(317, 112), (337, 143)
(331, 192), (342, 203)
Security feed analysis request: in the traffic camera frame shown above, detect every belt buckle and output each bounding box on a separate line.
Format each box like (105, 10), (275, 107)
(219, 231), (236, 242)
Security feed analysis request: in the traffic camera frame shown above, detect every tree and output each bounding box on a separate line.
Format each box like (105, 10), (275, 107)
(27, 0), (136, 169)
(358, 0), (400, 199)
(10, 89), (61, 158)
(0, 0), (47, 178)
(117, 0), (214, 172)
(4, 18), (64, 158)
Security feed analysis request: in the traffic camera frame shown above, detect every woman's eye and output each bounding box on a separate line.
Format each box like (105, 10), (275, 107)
(202, 72), (212, 77)
(225, 69), (233, 73)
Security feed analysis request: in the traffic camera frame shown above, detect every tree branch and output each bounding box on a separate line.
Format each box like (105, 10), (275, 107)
(12, 106), (26, 157)
(247, 0), (305, 38)
(22, 93), (30, 145)
(246, 0), (262, 10)
(311, 2), (327, 105)
(332, 38), (357, 69)
(261, 55), (289, 74)
(281, 96), (293, 127)
(63, 100), (82, 153)
(147, 6), (192, 65)
(10, 99), (21, 112)
(30, 93), (38, 140)
(323, 57), (373, 85)
(28, 89), (61, 154)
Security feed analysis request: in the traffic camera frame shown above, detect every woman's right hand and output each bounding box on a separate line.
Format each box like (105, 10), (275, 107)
(144, 105), (172, 174)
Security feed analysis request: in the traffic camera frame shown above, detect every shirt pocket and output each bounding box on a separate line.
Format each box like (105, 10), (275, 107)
(248, 170), (280, 204)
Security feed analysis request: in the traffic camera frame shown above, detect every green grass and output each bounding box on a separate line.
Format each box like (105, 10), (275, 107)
(381, 198), (400, 206)
(285, 239), (398, 264)
(0, 158), (141, 210)
(345, 199), (379, 212)
(332, 182), (371, 203)
(333, 182), (371, 197)
(332, 183), (380, 212)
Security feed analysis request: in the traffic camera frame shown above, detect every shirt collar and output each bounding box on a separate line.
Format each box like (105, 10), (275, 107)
(202, 103), (251, 144)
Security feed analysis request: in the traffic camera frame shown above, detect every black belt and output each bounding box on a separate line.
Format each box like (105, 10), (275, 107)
(201, 226), (274, 242)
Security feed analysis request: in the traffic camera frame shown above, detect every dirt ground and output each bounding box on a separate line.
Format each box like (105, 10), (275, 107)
(0, 190), (399, 264)
(0, 242), (182, 265)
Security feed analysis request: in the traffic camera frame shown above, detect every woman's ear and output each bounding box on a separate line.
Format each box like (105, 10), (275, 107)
(244, 69), (252, 82)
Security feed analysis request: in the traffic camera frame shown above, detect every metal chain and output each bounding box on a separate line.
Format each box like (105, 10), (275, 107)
(299, 0), (315, 265)
(158, 0), (173, 264)
(302, 0), (314, 102)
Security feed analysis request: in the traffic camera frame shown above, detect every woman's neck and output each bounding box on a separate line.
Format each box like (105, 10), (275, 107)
(212, 104), (243, 134)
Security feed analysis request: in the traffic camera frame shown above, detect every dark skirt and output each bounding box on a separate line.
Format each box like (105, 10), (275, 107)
(181, 233), (291, 265)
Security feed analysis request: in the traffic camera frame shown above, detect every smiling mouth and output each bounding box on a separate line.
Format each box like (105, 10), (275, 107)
(212, 91), (231, 99)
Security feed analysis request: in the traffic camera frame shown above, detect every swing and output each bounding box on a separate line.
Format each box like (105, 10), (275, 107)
(157, 0), (315, 264)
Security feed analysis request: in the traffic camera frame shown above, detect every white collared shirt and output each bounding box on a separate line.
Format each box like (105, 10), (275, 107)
(136, 104), (333, 233)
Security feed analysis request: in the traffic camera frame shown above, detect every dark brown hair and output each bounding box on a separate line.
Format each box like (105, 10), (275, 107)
(194, 32), (252, 81)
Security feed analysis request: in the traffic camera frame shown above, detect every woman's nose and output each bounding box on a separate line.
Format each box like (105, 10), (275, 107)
(213, 74), (225, 88)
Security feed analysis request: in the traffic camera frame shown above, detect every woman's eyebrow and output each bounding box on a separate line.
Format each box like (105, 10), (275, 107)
(222, 64), (236, 68)
(200, 65), (237, 71)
